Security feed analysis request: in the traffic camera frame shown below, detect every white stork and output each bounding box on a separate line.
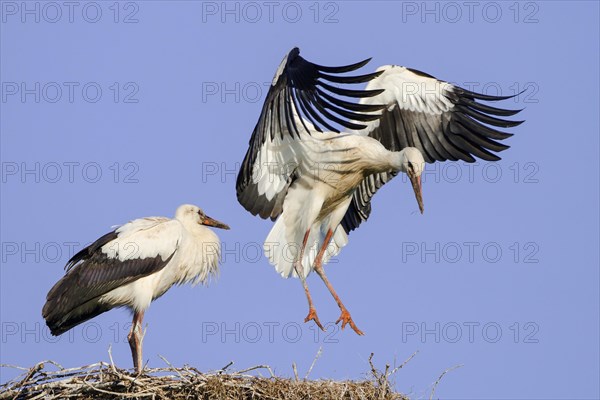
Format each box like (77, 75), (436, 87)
(236, 48), (523, 335)
(42, 204), (229, 374)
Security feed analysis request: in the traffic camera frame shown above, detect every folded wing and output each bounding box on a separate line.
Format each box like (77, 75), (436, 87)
(43, 217), (182, 335)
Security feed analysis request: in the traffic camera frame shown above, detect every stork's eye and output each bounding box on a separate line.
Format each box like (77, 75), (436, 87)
(407, 162), (414, 171)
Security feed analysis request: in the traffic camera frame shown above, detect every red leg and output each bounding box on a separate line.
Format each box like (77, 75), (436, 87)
(127, 310), (145, 374)
(295, 230), (324, 331)
(313, 229), (364, 336)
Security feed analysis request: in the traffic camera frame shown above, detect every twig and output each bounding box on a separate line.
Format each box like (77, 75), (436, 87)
(304, 346), (323, 380)
(236, 364), (275, 378)
(379, 364), (391, 399)
(11, 361), (44, 399)
(0, 364), (30, 371)
(82, 379), (154, 398)
(219, 361), (234, 374)
(292, 362), (299, 381)
(159, 355), (190, 383)
(391, 351), (419, 375)
(368, 353), (379, 381)
(429, 364), (463, 400)
(107, 344), (117, 373)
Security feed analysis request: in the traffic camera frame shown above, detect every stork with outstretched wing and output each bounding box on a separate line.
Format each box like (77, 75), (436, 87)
(236, 48), (523, 335)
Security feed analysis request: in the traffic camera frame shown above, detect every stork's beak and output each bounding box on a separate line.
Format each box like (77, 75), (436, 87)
(202, 215), (230, 230)
(408, 172), (424, 214)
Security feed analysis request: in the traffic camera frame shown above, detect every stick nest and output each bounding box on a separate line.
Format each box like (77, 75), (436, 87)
(1, 357), (409, 400)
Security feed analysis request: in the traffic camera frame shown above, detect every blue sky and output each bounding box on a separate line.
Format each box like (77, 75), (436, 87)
(1, 1), (598, 399)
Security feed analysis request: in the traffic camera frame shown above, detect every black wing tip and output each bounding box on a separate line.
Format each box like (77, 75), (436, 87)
(46, 321), (65, 336)
(457, 87), (522, 102)
(319, 82), (385, 99)
(288, 47), (300, 61)
(362, 87), (385, 97)
(493, 119), (524, 128)
(502, 120), (524, 128)
(485, 153), (502, 162)
(457, 97), (524, 117)
(312, 55), (374, 74)
(237, 185), (275, 221)
(43, 302), (110, 337)
(42, 302), (66, 336)
(498, 144), (511, 153)
(504, 107), (525, 116)
(406, 67), (437, 79)
(260, 48), (382, 144)
(318, 70), (383, 84)
(288, 46), (373, 74)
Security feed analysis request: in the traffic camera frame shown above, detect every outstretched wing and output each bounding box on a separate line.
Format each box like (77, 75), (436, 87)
(342, 65), (524, 233)
(42, 217), (181, 335)
(236, 47), (386, 220)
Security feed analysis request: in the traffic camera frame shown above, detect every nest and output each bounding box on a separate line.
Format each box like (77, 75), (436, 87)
(0, 354), (411, 400)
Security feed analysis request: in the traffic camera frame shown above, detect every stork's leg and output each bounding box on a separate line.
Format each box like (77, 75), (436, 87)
(313, 229), (364, 336)
(127, 310), (145, 374)
(295, 230), (324, 331)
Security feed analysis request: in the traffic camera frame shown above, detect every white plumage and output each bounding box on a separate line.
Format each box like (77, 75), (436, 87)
(259, 129), (415, 280)
(43, 204), (229, 374)
(363, 65), (455, 115)
(237, 48), (523, 335)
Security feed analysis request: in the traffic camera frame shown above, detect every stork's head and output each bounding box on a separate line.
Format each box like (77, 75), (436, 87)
(400, 148), (425, 214)
(176, 204), (230, 230)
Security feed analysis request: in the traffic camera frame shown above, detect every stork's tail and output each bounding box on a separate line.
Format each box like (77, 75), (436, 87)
(264, 216), (349, 279)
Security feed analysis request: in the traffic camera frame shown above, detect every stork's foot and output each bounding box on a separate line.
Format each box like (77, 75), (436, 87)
(304, 307), (325, 331)
(336, 309), (364, 336)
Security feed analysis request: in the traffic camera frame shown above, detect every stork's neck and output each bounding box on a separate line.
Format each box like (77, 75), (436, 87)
(366, 148), (410, 175)
(176, 216), (196, 232)
(386, 150), (409, 173)
(346, 136), (409, 175)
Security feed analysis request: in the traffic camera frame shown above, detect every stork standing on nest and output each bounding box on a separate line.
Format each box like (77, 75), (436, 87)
(236, 48), (523, 335)
(42, 204), (230, 374)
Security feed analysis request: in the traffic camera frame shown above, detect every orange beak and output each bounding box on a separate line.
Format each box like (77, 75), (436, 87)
(408, 172), (424, 214)
(201, 215), (230, 230)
